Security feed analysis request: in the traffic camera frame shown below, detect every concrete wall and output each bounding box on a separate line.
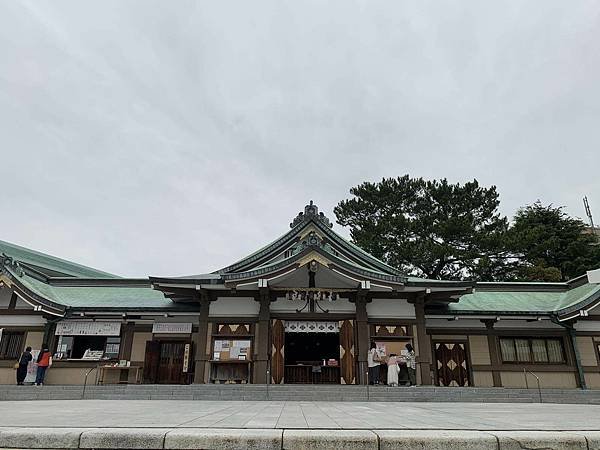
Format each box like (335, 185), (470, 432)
(131, 332), (153, 362)
(473, 371), (494, 387)
(45, 367), (91, 385)
(468, 336), (491, 365)
(585, 372), (600, 389)
(24, 332), (44, 350)
(501, 371), (577, 388)
(0, 368), (16, 385)
(578, 336), (598, 366)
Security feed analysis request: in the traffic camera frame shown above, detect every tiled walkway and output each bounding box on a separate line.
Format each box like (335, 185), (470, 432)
(1, 400), (599, 430)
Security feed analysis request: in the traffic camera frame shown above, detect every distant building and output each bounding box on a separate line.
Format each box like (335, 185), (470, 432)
(1, 202), (600, 389)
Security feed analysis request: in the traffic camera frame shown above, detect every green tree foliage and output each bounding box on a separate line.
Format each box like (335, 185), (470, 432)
(508, 202), (600, 281)
(334, 176), (511, 280)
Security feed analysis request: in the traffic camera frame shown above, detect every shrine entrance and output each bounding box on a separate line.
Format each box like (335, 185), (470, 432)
(271, 320), (356, 384)
(284, 331), (340, 383)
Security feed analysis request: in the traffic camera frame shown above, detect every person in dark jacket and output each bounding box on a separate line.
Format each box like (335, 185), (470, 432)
(16, 346), (32, 385)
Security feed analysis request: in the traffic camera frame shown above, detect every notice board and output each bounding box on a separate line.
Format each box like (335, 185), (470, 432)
(212, 339), (251, 361)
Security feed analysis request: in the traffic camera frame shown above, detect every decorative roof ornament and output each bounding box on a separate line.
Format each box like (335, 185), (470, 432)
(0, 253), (25, 277)
(290, 200), (333, 229)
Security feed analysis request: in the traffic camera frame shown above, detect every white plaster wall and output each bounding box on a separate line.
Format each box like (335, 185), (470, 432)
(0, 315), (46, 326)
(270, 297), (355, 313)
(366, 299), (415, 319)
(575, 321), (600, 332)
(209, 297), (259, 317)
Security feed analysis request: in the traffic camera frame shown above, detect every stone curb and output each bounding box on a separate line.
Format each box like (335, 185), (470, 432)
(375, 430), (498, 450)
(283, 429), (377, 449)
(165, 428), (282, 449)
(0, 428), (597, 449)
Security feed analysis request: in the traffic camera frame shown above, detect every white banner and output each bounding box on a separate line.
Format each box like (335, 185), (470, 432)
(152, 322), (193, 334)
(284, 321), (339, 333)
(55, 321), (121, 336)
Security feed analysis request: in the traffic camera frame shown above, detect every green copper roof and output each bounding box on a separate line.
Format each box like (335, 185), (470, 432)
(0, 239), (117, 279)
(13, 271), (173, 309)
(449, 282), (600, 314)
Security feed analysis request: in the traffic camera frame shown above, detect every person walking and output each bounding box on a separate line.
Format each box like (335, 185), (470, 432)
(16, 346), (32, 385)
(405, 343), (417, 386)
(367, 342), (380, 385)
(35, 344), (52, 386)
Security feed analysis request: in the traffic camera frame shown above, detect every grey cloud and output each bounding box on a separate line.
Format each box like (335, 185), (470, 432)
(0, 0), (599, 276)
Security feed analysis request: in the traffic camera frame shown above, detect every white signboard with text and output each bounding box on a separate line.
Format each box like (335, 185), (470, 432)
(55, 321), (121, 336)
(152, 323), (193, 334)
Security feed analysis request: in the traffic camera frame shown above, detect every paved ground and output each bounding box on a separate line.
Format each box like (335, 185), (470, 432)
(0, 400), (598, 430)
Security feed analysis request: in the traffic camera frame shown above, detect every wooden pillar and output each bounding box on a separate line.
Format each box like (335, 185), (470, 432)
(484, 320), (502, 387)
(253, 288), (270, 384)
(119, 322), (135, 383)
(42, 320), (57, 352)
(119, 322), (135, 360)
(355, 293), (369, 385)
(193, 291), (210, 384)
(567, 325), (587, 389)
(414, 295), (432, 385)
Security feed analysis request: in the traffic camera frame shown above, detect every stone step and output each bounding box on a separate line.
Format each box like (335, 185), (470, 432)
(1, 384), (598, 403)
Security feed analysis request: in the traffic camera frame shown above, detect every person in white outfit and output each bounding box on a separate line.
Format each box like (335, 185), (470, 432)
(386, 353), (400, 386)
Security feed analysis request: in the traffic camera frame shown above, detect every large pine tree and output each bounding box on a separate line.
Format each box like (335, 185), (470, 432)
(334, 176), (511, 280)
(508, 202), (600, 281)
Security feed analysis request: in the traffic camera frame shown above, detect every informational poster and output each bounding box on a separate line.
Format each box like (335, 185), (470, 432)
(213, 339), (251, 361)
(152, 323), (193, 334)
(55, 321), (121, 336)
(182, 343), (191, 373)
(24, 350), (40, 384)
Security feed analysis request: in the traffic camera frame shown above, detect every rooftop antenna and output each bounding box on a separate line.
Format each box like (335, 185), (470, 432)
(584, 196), (597, 236)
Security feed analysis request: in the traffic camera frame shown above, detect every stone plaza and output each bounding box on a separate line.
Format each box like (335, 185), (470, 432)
(1, 397), (600, 449)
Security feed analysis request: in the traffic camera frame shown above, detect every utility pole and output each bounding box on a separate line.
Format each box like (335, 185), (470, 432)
(584, 196), (597, 237)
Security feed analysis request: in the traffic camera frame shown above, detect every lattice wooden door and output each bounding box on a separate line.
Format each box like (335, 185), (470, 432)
(435, 342), (470, 387)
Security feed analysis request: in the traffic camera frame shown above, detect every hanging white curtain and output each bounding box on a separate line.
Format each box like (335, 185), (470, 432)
(515, 339), (530, 362)
(531, 339), (548, 362)
(546, 339), (564, 363)
(500, 339), (516, 362)
(284, 321), (339, 333)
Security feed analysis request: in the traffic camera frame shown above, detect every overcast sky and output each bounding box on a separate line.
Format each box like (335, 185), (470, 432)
(1, 1), (599, 277)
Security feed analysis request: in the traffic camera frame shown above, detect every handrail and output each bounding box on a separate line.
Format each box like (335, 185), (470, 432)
(266, 369), (270, 400)
(523, 368), (542, 403)
(81, 365), (99, 400)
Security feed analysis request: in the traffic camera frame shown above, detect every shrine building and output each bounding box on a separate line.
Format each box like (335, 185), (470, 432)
(1, 201), (600, 388)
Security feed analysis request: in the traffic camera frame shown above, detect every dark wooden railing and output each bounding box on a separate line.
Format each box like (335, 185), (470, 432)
(285, 365), (340, 384)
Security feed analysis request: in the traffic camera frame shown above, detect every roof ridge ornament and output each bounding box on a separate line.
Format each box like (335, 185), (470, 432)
(290, 200), (333, 229)
(1, 252), (25, 277)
